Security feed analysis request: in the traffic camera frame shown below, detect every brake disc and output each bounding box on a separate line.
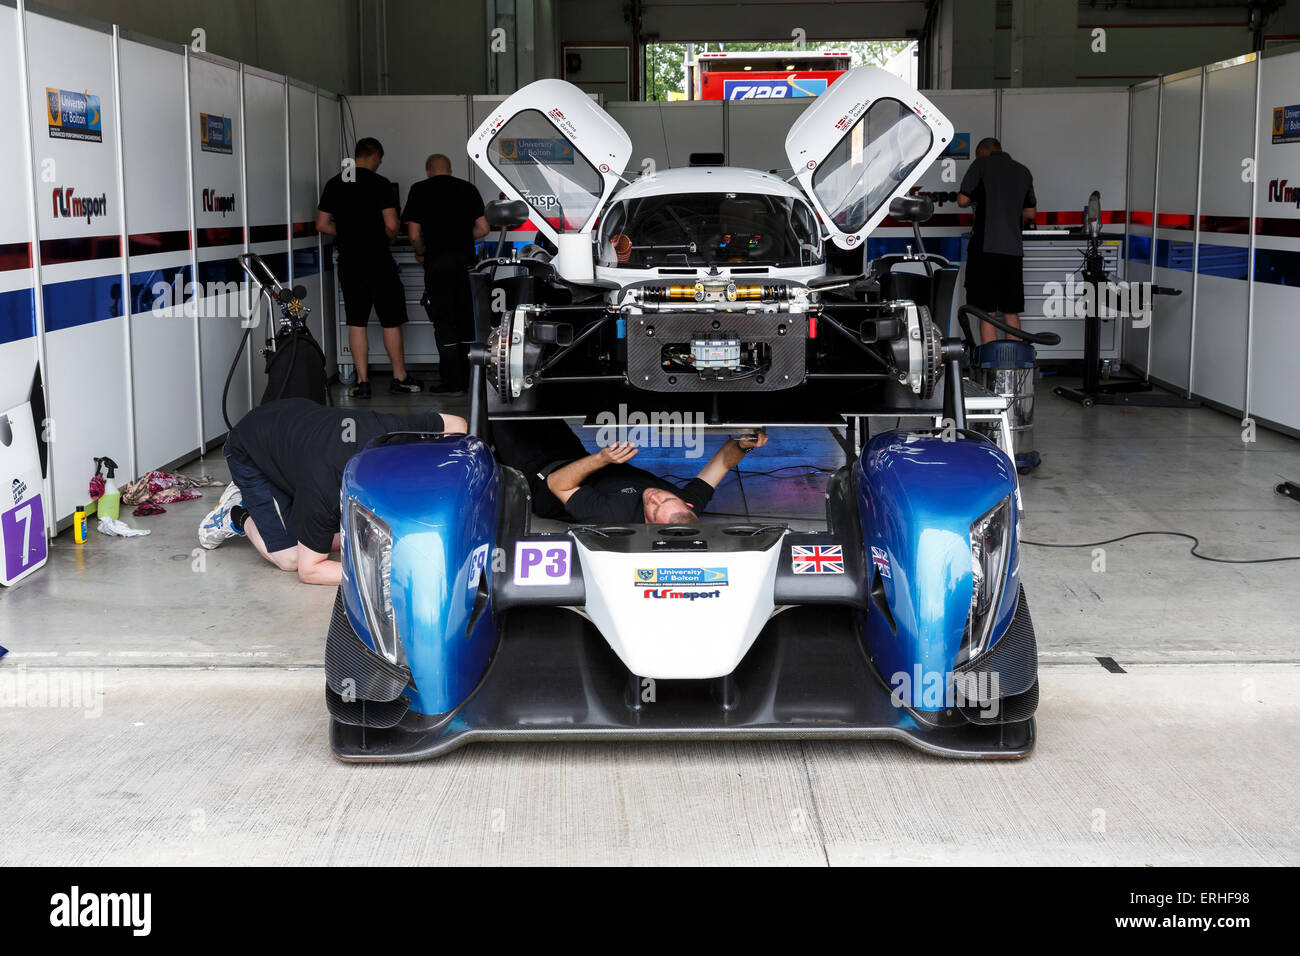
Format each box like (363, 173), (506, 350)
(489, 322), (512, 402)
(918, 305), (940, 400)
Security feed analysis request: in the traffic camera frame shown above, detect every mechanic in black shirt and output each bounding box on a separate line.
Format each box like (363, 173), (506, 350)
(197, 398), (467, 586)
(492, 419), (767, 525)
(317, 137), (424, 399)
(401, 154), (490, 393)
(956, 137), (1038, 345)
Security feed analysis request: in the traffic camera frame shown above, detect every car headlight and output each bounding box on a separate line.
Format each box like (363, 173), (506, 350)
(962, 495), (1013, 664)
(347, 499), (402, 665)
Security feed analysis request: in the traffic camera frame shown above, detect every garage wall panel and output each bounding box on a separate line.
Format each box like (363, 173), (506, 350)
(288, 81), (324, 347)
(345, 95), (472, 204)
(243, 67), (290, 405)
(119, 34), (200, 472)
(0, 3), (38, 415)
(608, 100), (725, 174)
(317, 91), (342, 367)
(1000, 88), (1130, 223)
(1248, 49), (1300, 431)
(1124, 81), (1160, 370)
(26, 11), (131, 521)
(1190, 57), (1256, 411)
(1149, 70), (1203, 392)
(190, 52), (249, 443)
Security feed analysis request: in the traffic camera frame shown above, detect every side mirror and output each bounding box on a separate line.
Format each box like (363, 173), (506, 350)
(485, 199), (531, 230)
(888, 196), (934, 224)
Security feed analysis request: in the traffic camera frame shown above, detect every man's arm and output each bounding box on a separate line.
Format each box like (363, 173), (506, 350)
(297, 544), (341, 586)
(1022, 182), (1037, 224)
(409, 221), (425, 259)
(382, 207), (400, 241)
(956, 157), (982, 209)
(472, 216), (491, 240)
(695, 430), (768, 488)
(316, 210), (336, 236)
(546, 442), (637, 505)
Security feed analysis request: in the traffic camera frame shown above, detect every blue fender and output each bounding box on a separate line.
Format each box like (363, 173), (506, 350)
(854, 431), (1020, 710)
(340, 434), (499, 717)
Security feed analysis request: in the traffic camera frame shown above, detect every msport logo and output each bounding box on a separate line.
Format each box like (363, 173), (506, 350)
(202, 188), (237, 217)
(642, 588), (722, 601)
(51, 187), (108, 224)
(1267, 178), (1300, 208)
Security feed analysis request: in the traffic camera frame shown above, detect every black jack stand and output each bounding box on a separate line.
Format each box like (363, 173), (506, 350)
(1053, 234), (1198, 409)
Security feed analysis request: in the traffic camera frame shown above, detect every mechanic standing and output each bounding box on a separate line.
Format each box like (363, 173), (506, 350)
(317, 137), (424, 398)
(402, 154), (490, 394)
(198, 398), (467, 586)
(956, 137), (1038, 345)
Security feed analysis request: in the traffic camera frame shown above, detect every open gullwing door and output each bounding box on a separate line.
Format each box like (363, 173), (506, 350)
(784, 65), (953, 251)
(467, 79), (632, 269)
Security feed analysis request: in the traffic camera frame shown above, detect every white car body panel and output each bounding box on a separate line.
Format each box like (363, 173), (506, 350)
(574, 535), (785, 679)
(785, 65), (953, 250)
(467, 78), (632, 248)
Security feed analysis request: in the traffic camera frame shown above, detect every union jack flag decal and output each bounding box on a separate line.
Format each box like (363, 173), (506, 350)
(791, 544), (844, 575)
(871, 546), (891, 579)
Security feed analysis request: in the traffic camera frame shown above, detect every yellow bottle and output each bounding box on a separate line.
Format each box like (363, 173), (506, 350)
(74, 504), (89, 544)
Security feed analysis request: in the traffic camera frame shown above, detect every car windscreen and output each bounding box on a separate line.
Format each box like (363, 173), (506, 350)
(597, 191), (824, 268)
(810, 97), (933, 234)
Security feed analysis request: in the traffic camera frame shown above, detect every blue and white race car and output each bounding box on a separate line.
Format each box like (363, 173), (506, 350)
(324, 67), (1050, 761)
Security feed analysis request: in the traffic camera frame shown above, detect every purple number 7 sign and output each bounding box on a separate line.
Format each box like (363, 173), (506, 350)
(2, 493), (47, 584)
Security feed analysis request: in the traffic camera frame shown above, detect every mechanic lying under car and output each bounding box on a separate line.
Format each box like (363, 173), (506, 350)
(199, 398), (467, 585)
(493, 418), (767, 524)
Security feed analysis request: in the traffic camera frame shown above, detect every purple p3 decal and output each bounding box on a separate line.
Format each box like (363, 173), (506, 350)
(514, 540), (572, 587)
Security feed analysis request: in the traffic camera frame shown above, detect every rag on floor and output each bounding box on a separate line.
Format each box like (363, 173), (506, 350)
(121, 470), (223, 516)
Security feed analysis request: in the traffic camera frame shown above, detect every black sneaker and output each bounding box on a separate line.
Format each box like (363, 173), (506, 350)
(350, 381), (371, 399)
(389, 376), (424, 394)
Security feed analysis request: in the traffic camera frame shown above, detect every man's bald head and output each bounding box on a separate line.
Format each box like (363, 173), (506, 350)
(426, 153), (452, 176)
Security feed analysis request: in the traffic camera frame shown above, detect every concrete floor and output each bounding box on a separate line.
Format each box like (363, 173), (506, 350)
(2, 373), (1299, 865)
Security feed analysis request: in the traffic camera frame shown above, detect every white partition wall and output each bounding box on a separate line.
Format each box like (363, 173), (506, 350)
(1124, 81), (1161, 371)
(242, 67), (290, 405)
(288, 81), (323, 347)
(1000, 88), (1131, 223)
(344, 95), (472, 202)
(610, 100), (725, 173)
(1190, 56), (1256, 411)
(1149, 69), (1203, 393)
(119, 32), (200, 472)
(1248, 50), (1300, 431)
(190, 51), (249, 444)
(316, 91), (342, 366)
(0, 2), (38, 414)
(25, 11), (132, 521)
(4, 4), (344, 532)
(725, 99), (804, 173)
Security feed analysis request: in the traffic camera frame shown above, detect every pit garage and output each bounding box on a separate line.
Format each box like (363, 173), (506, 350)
(0, 0), (1297, 891)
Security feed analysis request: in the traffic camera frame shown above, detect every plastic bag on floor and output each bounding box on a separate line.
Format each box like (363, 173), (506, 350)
(97, 516), (150, 537)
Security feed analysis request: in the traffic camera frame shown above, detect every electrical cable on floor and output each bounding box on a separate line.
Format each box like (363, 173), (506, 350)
(670, 454), (1300, 564)
(1020, 531), (1300, 565)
